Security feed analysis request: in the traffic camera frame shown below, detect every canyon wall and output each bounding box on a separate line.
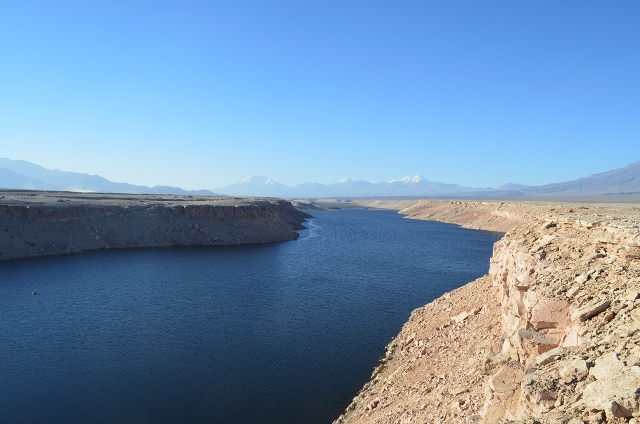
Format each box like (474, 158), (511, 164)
(399, 199), (548, 232)
(336, 200), (640, 423)
(0, 191), (310, 261)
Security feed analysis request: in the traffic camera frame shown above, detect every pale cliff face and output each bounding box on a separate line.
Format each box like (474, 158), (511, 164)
(335, 201), (640, 424)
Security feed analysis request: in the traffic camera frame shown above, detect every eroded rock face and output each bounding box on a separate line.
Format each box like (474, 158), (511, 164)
(335, 202), (640, 424)
(481, 211), (640, 423)
(0, 192), (310, 260)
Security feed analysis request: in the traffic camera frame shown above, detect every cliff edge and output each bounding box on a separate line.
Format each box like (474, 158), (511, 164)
(0, 191), (310, 261)
(336, 200), (640, 423)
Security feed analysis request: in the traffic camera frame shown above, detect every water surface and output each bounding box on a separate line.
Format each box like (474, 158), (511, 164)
(0, 209), (501, 423)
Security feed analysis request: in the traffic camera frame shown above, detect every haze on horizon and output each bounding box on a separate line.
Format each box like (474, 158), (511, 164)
(1, 1), (638, 191)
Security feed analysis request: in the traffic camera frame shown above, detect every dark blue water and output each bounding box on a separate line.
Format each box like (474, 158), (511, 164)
(0, 209), (501, 424)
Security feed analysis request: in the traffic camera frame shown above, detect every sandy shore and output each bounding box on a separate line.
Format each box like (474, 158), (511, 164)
(0, 190), (310, 261)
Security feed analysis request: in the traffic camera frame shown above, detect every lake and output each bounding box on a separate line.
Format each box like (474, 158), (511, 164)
(0, 209), (501, 423)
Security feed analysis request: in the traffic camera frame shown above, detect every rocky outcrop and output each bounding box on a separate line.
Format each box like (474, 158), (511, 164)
(335, 201), (640, 424)
(399, 200), (550, 232)
(0, 191), (310, 260)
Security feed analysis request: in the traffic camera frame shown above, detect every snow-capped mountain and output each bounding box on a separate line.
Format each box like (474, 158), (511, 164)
(388, 175), (427, 184)
(214, 175), (491, 198)
(216, 176), (293, 197)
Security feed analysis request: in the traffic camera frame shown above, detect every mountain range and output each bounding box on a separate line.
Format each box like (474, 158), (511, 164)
(1, 157), (639, 199)
(520, 160), (640, 196)
(214, 175), (493, 197)
(0, 158), (219, 196)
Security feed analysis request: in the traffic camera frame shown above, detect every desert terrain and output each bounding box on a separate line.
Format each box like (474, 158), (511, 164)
(5, 191), (640, 422)
(335, 199), (640, 424)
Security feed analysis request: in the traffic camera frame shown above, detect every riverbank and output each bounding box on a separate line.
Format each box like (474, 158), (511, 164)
(0, 191), (310, 261)
(335, 199), (640, 423)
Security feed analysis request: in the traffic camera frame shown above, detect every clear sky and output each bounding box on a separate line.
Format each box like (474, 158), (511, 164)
(1, 1), (638, 190)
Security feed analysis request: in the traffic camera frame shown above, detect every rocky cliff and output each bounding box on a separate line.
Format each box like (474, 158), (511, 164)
(335, 200), (640, 423)
(0, 191), (310, 261)
(399, 199), (548, 232)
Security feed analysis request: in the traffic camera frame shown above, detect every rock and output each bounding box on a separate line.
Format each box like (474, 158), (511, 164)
(530, 298), (570, 330)
(627, 291), (640, 302)
(587, 411), (605, 423)
(485, 362), (525, 420)
(365, 398), (379, 410)
(583, 354), (640, 419)
(530, 235), (556, 252)
(570, 300), (611, 322)
(518, 329), (558, 346)
(559, 359), (589, 383)
(590, 352), (624, 380)
(452, 311), (471, 324)
(603, 399), (638, 419)
(566, 285), (581, 298)
(405, 333), (416, 345)
(603, 310), (615, 322)
(541, 220), (557, 230)
(452, 386), (468, 396)
(516, 271), (532, 290)
(535, 347), (565, 366)
(483, 353), (511, 375)
(575, 274), (589, 285)
(627, 246), (640, 260)
(538, 234), (555, 247)
(626, 346), (640, 366)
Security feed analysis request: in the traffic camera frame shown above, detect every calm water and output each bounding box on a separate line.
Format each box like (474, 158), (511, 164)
(0, 209), (501, 424)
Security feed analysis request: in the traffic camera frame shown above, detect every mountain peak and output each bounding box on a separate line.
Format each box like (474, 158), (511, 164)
(337, 177), (353, 184)
(389, 175), (427, 184)
(240, 176), (276, 185)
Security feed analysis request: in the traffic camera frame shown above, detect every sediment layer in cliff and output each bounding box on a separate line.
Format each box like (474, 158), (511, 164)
(399, 199), (555, 233)
(336, 200), (640, 424)
(0, 191), (310, 261)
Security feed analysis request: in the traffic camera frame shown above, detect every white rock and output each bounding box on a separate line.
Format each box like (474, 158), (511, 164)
(571, 300), (611, 322)
(575, 274), (588, 285)
(559, 359), (589, 383)
(566, 285), (581, 298)
(590, 352), (625, 380)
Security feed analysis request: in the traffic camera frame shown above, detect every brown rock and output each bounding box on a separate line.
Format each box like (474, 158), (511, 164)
(530, 298), (570, 330)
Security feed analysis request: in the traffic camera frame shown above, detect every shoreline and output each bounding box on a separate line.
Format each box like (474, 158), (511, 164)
(0, 191), (310, 261)
(335, 199), (640, 423)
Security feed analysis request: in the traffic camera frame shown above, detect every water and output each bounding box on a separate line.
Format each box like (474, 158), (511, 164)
(0, 209), (501, 424)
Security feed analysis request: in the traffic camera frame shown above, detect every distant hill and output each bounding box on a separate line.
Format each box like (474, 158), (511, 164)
(0, 167), (58, 191)
(496, 183), (531, 191)
(215, 174), (490, 198)
(0, 158), (221, 195)
(522, 160), (640, 196)
(216, 176), (294, 197)
(215, 162), (640, 199)
(3, 157), (639, 199)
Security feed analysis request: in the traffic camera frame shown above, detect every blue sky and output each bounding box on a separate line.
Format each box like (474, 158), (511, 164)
(1, 1), (638, 190)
